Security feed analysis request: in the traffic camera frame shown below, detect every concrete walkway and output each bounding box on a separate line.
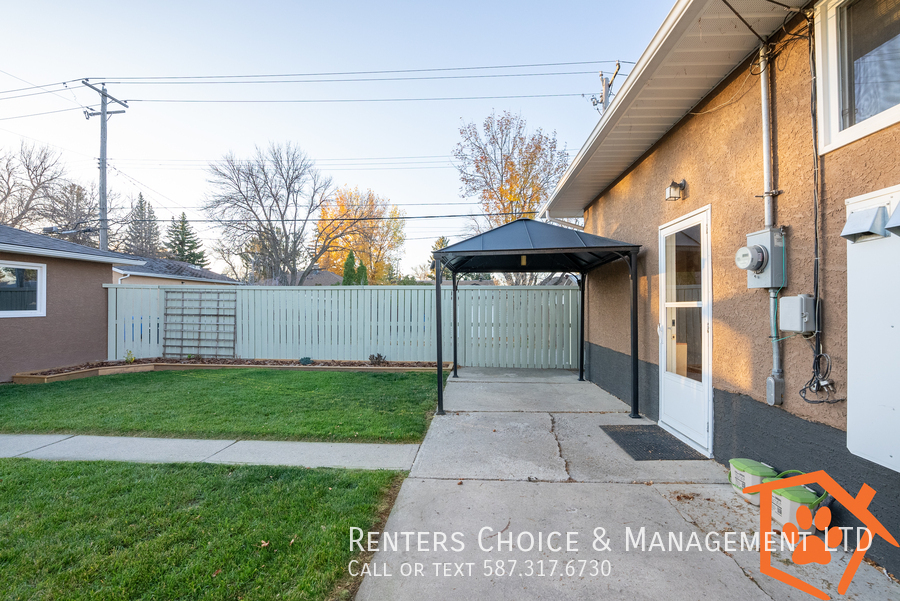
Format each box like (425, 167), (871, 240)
(0, 434), (419, 470)
(357, 368), (900, 601)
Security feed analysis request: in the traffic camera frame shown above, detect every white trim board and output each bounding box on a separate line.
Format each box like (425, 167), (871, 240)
(0, 259), (47, 318)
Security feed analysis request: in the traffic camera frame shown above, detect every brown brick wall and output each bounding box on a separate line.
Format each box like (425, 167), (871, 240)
(0, 251), (111, 381)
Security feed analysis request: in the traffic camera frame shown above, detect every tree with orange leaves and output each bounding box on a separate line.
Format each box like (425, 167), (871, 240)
(316, 187), (405, 284)
(453, 111), (569, 284)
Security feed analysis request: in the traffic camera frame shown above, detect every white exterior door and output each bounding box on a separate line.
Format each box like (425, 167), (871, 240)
(658, 207), (713, 455)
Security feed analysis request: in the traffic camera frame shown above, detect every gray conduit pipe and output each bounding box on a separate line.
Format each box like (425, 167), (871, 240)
(760, 44), (785, 406)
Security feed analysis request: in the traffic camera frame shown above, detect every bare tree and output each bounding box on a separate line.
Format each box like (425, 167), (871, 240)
(0, 143), (66, 228)
(39, 182), (102, 247)
(205, 143), (373, 285)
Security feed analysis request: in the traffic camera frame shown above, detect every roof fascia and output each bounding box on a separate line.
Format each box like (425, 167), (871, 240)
(541, 0), (706, 218)
(112, 269), (237, 283)
(0, 243), (145, 265)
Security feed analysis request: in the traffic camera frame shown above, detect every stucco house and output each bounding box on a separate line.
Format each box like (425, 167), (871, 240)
(113, 257), (238, 286)
(540, 0), (900, 574)
(0, 224), (144, 381)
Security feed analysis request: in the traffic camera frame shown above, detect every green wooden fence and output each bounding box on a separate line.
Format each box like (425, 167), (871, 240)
(105, 285), (579, 369)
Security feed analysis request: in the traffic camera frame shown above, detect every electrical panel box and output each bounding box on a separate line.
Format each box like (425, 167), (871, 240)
(746, 228), (785, 289)
(779, 294), (815, 333)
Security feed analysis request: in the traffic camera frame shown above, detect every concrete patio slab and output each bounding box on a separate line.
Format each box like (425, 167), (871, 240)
(655, 483), (900, 600)
(444, 381), (628, 413)
(554, 413), (728, 484)
(355, 479), (772, 601)
(450, 368), (582, 384)
(20, 435), (236, 464)
(204, 440), (419, 470)
(0, 434), (73, 457)
(410, 413), (568, 482)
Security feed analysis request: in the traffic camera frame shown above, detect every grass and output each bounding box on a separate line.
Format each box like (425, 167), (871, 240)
(0, 369), (448, 443)
(0, 458), (401, 600)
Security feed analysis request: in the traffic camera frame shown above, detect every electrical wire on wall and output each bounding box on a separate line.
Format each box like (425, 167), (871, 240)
(800, 12), (844, 405)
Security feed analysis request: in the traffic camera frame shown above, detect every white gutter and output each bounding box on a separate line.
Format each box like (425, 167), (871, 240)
(112, 268), (238, 284)
(0, 243), (145, 265)
(117, 272), (131, 285)
(543, 216), (584, 231)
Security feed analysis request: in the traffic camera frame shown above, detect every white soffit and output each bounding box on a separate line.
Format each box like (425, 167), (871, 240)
(544, 0), (797, 217)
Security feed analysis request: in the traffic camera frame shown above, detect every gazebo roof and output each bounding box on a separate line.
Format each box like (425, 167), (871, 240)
(432, 218), (640, 273)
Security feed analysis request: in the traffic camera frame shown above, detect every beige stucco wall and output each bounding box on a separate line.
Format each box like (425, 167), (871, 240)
(113, 273), (236, 286)
(583, 18), (900, 430)
(0, 252), (111, 381)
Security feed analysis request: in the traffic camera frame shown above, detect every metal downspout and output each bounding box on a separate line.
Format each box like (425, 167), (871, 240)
(760, 44), (785, 405)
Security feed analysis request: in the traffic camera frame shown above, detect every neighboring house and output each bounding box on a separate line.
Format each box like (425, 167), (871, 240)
(417, 279), (497, 286)
(0, 224), (144, 381)
(113, 257), (238, 286)
(540, 0), (900, 573)
(301, 268), (342, 286)
(539, 274), (578, 286)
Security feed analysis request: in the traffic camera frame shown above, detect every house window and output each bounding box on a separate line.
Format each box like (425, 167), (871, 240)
(816, 0), (900, 152)
(0, 260), (46, 318)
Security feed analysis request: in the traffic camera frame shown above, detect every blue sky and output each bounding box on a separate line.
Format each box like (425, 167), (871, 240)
(0, 0), (674, 273)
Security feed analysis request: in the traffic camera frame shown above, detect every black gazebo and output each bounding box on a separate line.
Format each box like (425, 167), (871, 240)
(432, 218), (642, 417)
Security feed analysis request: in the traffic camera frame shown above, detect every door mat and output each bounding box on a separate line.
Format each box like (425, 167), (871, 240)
(599, 425), (707, 461)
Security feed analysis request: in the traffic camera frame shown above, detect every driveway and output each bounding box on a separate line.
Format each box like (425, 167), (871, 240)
(356, 368), (899, 600)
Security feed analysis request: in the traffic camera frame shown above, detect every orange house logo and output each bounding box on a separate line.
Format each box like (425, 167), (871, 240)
(744, 471), (899, 600)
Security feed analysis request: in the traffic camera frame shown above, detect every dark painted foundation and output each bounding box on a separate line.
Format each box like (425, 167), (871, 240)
(586, 342), (900, 576)
(586, 342), (659, 421)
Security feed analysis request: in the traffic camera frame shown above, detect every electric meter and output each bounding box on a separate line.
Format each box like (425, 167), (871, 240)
(735, 244), (767, 272)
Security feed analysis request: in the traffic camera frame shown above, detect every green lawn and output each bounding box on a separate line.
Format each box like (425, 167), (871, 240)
(0, 369), (447, 443)
(0, 458), (400, 600)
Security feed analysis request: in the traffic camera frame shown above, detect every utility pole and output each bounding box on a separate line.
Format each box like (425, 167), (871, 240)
(600, 61), (621, 111)
(591, 61), (622, 114)
(82, 81), (128, 251)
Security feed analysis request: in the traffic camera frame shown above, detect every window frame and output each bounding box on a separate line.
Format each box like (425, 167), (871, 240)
(815, 0), (900, 154)
(0, 260), (47, 318)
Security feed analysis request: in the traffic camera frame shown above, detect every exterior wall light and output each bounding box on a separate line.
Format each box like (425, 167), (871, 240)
(666, 180), (686, 201)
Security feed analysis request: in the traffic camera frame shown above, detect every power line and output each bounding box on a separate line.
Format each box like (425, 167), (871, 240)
(0, 107), (83, 122)
(93, 60), (635, 81)
(0, 87), (81, 102)
(0, 71), (87, 109)
(99, 70), (615, 86)
(0, 79), (82, 95)
(135, 211), (536, 223)
(127, 92), (602, 104)
(108, 154), (454, 162)
(143, 201), (484, 210)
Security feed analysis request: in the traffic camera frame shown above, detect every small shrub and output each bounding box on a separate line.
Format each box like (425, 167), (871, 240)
(299, 357), (313, 365)
(124, 350), (135, 364)
(368, 353), (388, 366)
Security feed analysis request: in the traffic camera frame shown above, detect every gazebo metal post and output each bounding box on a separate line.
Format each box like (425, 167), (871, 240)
(435, 259), (445, 415)
(452, 271), (459, 378)
(629, 249), (641, 418)
(578, 271), (586, 381)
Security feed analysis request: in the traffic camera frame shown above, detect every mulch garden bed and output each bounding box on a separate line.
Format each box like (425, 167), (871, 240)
(13, 357), (450, 384)
(32, 357), (440, 376)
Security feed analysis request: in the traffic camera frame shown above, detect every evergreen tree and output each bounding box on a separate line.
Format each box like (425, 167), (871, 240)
(357, 262), (368, 285)
(342, 251), (358, 286)
(124, 193), (161, 257)
(164, 212), (208, 267)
